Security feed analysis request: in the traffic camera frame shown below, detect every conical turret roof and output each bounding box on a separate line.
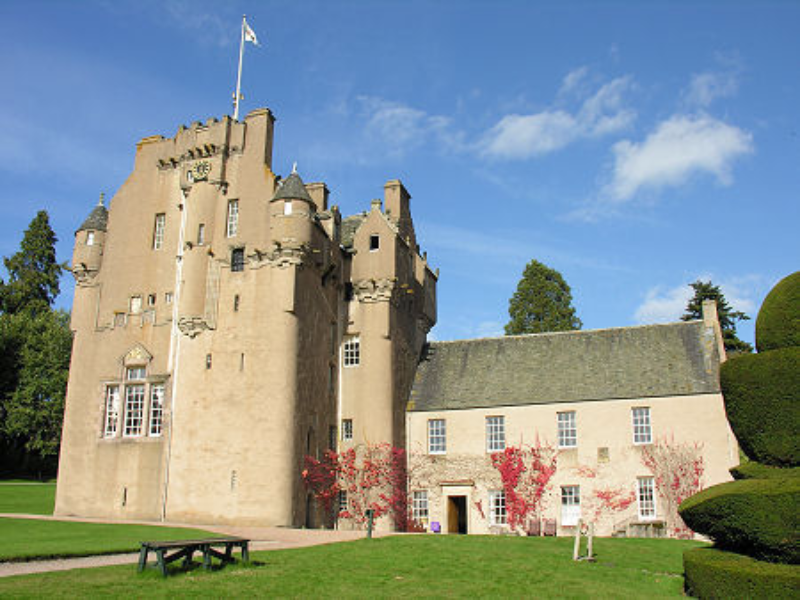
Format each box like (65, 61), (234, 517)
(271, 169), (313, 204)
(77, 195), (109, 232)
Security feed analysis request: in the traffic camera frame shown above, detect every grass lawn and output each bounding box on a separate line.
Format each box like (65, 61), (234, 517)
(0, 518), (217, 561)
(0, 481), (56, 515)
(0, 535), (704, 598)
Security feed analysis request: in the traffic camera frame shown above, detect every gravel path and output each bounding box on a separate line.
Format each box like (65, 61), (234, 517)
(0, 513), (385, 578)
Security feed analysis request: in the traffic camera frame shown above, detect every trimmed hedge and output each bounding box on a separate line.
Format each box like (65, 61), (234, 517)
(731, 461), (800, 480)
(684, 546), (800, 599)
(720, 347), (800, 466)
(679, 477), (800, 563)
(756, 271), (800, 353)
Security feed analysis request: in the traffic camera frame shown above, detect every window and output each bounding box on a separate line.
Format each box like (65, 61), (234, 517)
(226, 200), (239, 237)
(341, 419), (353, 441)
(197, 223), (205, 245)
(129, 296), (142, 314)
(231, 247), (245, 272)
(637, 477), (656, 520)
(234, 294), (240, 312)
(148, 384), (164, 437)
(412, 491), (428, 522)
(113, 312), (126, 327)
(428, 419), (446, 454)
(489, 490), (507, 525)
(338, 490), (348, 515)
(558, 411), (577, 448)
(153, 213), (165, 250)
(343, 336), (360, 367)
(486, 416), (506, 452)
(284, 200), (293, 215)
(632, 407), (652, 444)
(123, 384), (145, 437)
(205, 354), (212, 369)
(165, 292), (173, 304)
(369, 234), (380, 251)
(103, 385), (120, 438)
(561, 485), (581, 526)
(126, 366), (146, 380)
(86, 231), (95, 246)
(147, 294), (156, 307)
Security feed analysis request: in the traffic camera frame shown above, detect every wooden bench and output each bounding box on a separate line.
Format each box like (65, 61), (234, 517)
(138, 537), (250, 577)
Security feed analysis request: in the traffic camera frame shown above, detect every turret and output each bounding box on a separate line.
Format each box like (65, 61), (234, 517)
(72, 194), (108, 285)
(269, 166), (316, 250)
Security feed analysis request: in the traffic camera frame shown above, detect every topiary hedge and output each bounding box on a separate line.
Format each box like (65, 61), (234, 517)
(679, 477), (800, 563)
(684, 546), (800, 599)
(731, 461), (800, 480)
(720, 347), (800, 466)
(755, 271), (800, 353)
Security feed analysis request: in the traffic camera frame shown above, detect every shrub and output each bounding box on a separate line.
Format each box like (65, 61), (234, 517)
(755, 271), (800, 353)
(731, 461), (800, 480)
(683, 546), (800, 599)
(720, 347), (800, 466)
(679, 477), (800, 563)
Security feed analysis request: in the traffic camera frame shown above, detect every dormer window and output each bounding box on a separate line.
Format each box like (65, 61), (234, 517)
(370, 234), (380, 251)
(86, 231), (95, 246)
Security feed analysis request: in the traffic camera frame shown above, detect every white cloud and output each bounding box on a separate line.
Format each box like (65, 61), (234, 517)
(164, 0), (234, 47)
(559, 66), (589, 96)
(608, 114), (753, 202)
(481, 76), (635, 160)
(685, 71), (739, 107)
(634, 276), (760, 325)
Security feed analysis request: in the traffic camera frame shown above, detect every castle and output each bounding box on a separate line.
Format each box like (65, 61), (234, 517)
(56, 108), (437, 527)
(56, 108), (737, 536)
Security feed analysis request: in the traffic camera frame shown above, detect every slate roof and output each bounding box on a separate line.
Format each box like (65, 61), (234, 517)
(409, 321), (721, 412)
(341, 214), (366, 248)
(272, 172), (314, 203)
(77, 202), (108, 232)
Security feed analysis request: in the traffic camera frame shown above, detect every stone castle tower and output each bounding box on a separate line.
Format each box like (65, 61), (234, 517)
(55, 108), (437, 527)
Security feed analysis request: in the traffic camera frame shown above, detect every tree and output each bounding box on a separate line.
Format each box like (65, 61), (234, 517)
(0, 211), (63, 316)
(0, 211), (71, 477)
(505, 260), (582, 335)
(681, 280), (753, 353)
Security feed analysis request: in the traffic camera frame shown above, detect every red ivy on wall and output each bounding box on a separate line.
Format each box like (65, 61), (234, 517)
(490, 438), (558, 531)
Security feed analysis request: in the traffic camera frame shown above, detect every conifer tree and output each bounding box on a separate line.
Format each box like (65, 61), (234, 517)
(505, 260), (582, 335)
(681, 280), (753, 354)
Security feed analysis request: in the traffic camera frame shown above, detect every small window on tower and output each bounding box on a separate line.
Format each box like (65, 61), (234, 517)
(369, 234), (380, 251)
(205, 354), (212, 369)
(284, 200), (293, 216)
(86, 231), (95, 246)
(231, 248), (245, 272)
(153, 213), (166, 250)
(165, 292), (173, 304)
(197, 223), (205, 245)
(234, 294), (240, 312)
(129, 296), (142, 314)
(147, 294), (156, 307)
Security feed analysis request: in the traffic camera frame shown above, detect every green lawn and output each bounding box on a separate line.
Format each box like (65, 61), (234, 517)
(0, 482), (56, 515)
(0, 518), (217, 561)
(0, 535), (704, 598)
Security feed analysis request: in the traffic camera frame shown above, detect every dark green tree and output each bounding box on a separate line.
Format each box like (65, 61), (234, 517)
(681, 280), (753, 354)
(0, 210), (71, 476)
(0, 210), (63, 316)
(505, 259), (582, 335)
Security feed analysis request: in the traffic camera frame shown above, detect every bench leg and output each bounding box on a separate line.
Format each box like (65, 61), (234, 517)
(241, 542), (250, 564)
(137, 547), (149, 573)
(183, 548), (194, 568)
(202, 546), (212, 571)
(156, 549), (168, 577)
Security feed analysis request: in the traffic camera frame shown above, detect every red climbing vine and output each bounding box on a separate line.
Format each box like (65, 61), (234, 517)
(490, 438), (558, 531)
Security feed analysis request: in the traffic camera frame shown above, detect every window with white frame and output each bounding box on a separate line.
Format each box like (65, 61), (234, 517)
(341, 419), (353, 441)
(148, 384), (165, 437)
(126, 366), (146, 381)
(338, 490), (348, 515)
(343, 336), (360, 367)
(489, 490), (507, 525)
(123, 384), (145, 437)
(284, 200), (293, 215)
(129, 296), (142, 314)
(557, 411), (577, 448)
(86, 231), (95, 246)
(486, 416), (506, 452)
(428, 419), (446, 454)
(632, 407), (652, 445)
(103, 385), (120, 438)
(637, 477), (656, 520)
(153, 213), (165, 250)
(412, 491), (429, 522)
(226, 200), (239, 237)
(561, 485), (581, 526)
(165, 292), (173, 304)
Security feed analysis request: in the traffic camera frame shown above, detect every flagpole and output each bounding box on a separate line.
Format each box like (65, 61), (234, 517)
(233, 15), (246, 120)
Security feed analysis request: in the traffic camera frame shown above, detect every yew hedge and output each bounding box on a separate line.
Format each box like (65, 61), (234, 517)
(755, 271), (799, 353)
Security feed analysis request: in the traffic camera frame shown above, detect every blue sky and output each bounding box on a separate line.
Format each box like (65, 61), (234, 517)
(1, 1), (797, 345)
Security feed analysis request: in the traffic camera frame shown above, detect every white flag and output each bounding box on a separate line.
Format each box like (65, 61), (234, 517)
(244, 19), (260, 46)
